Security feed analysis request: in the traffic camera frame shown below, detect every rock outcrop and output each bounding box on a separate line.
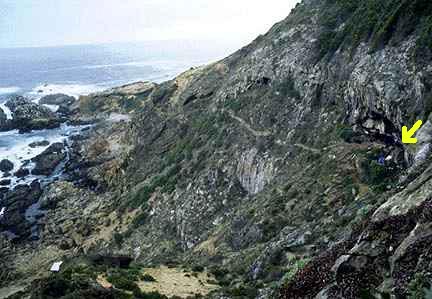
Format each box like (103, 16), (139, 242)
(39, 93), (75, 106)
(31, 142), (66, 176)
(3, 0), (432, 298)
(3, 96), (62, 133)
(0, 181), (42, 239)
(0, 159), (14, 173)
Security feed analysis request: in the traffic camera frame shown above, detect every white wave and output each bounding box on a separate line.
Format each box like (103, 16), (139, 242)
(81, 59), (187, 70)
(0, 103), (13, 120)
(43, 104), (59, 112)
(0, 123), (89, 189)
(0, 86), (20, 95)
(27, 83), (105, 101)
(33, 59), (205, 73)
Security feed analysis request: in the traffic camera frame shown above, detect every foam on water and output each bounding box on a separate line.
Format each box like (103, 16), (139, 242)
(0, 102), (13, 120)
(0, 86), (21, 95)
(0, 123), (89, 188)
(27, 83), (105, 100)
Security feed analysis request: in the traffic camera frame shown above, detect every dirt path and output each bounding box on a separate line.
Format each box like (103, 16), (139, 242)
(228, 110), (272, 137)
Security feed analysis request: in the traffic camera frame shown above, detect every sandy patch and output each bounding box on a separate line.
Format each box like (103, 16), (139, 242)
(138, 266), (219, 298)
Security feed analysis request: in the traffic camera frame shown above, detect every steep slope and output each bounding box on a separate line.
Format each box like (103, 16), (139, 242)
(3, 0), (432, 298)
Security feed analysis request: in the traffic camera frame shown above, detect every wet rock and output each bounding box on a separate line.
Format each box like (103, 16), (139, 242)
(0, 108), (10, 131)
(29, 140), (50, 148)
(0, 181), (42, 239)
(0, 159), (14, 173)
(40, 94), (77, 117)
(31, 142), (66, 176)
(14, 168), (30, 178)
(2, 181), (42, 212)
(68, 118), (98, 126)
(39, 93), (75, 106)
(0, 179), (11, 186)
(56, 105), (73, 116)
(5, 96), (62, 133)
(0, 108), (6, 122)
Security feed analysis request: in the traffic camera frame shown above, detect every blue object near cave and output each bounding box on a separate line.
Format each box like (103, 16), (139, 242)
(378, 154), (385, 166)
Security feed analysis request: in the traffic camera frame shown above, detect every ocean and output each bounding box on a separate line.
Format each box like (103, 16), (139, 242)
(0, 40), (239, 189)
(0, 40), (238, 99)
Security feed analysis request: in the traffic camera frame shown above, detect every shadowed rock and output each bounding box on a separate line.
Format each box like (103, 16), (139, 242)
(31, 142), (66, 176)
(0, 160), (14, 173)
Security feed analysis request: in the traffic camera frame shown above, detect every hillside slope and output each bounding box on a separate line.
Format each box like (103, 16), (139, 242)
(2, 0), (432, 298)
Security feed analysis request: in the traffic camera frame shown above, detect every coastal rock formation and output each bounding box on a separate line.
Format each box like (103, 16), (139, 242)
(31, 142), (66, 176)
(4, 96), (62, 133)
(3, 0), (432, 298)
(0, 159), (14, 173)
(28, 140), (50, 148)
(0, 181), (42, 239)
(0, 108), (8, 129)
(39, 93), (75, 106)
(236, 148), (275, 195)
(40, 93), (77, 116)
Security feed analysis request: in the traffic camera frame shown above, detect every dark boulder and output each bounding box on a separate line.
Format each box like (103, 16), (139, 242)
(0, 159), (14, 172)
(40, 94), (77, 117)
(0, 187), (8, 195)
(29, 140), (50, 148)
(31, 142), (66, 176)
(5, 96), (62, 133)
(0, 108), (10, 131)
(39, 94), (75, 106)
(0, 181), (42, 239)
(14, 168), (30, 178)
(2, 181), (42, 213)
(0, 108), (6, 122)
(0, 179), (11, 186)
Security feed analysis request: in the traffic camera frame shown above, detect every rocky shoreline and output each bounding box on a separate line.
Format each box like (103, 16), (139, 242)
(3, 0), (432, 297)
(0, 93), (93, 242)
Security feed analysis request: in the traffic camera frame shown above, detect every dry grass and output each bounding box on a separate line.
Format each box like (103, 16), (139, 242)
(96, 266), (219, 298)
(138, 266), (219, 298)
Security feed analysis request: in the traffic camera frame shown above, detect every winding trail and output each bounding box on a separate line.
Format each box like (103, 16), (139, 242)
(227, 110), (272, 137)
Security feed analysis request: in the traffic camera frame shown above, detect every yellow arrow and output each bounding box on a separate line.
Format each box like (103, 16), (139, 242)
(402, 120), (423, 144)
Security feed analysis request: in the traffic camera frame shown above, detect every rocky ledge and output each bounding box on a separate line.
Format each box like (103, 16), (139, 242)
(0, 94), (77, 133)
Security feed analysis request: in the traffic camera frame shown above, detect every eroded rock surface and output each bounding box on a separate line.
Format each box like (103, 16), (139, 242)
(3, 0), (432, 298)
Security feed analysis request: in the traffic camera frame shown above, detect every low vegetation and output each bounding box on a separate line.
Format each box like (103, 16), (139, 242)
(317, 0), (432, 62)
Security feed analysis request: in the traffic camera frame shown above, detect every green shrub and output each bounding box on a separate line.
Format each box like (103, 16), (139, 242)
(368, 161), (388, 185)
(134, 290), (168, 299)
(129, 165), (180, 208)
(228, 285), (259, 298)
(107, 273), (139, 292)
(79, 96), (101, 115)
(225, 98), (243, 111)
(113, 232), (124, 246)
(337, 125), (355, 142)
(141, 273), (157, 282)
(132, 212), (148, 228)
(408, 273), (431, 299)
(278, 77), (301, 99)
(280, 258), (310, 287)
(317, 0), (432, 61)
(191, 265), (205, 272)
(209, 266), (228, 280)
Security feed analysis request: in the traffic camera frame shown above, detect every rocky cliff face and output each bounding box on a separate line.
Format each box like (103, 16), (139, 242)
(3, 0), (432, 298)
